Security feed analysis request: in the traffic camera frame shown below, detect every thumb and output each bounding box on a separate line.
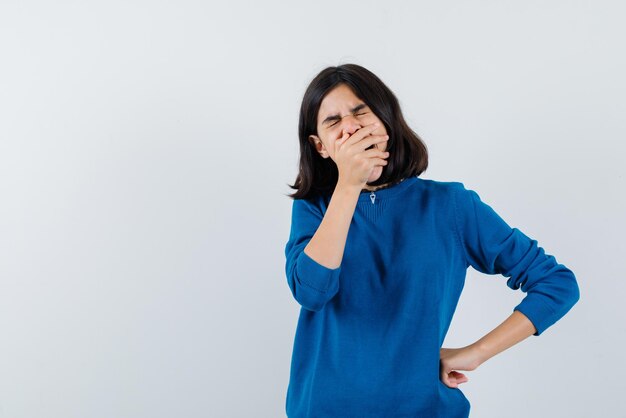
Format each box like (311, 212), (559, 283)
(336, 132), (349, 152)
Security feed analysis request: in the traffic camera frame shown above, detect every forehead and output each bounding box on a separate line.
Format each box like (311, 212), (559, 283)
(318, 84), (362, 115)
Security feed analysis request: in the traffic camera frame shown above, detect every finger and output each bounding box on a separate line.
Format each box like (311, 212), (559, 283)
(361, 134), (390, 152)
(344, 122), (381, 147)
(446, 371), (462, 388)
(447, 371), (468, 387)
(336, 131), (350, 150)
(363, 148), (389, 159)
(440, 371), (450, 387)
(371, 157), (389, 166)
(338, 131), (349, 143)
(450, 371), (469, 383)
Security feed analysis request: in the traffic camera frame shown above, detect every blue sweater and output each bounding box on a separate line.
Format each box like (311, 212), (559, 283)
(283, 176), (579, 417)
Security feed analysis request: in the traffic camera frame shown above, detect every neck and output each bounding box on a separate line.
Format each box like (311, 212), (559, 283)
(361, 177), (405, 193)
(362, 183), (389, 192)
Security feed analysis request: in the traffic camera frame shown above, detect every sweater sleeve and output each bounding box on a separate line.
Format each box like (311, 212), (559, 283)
(452, 183), (580, 336)
(284, 197), (341, 312)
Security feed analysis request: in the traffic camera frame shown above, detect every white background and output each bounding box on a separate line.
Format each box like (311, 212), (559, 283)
(0, 1), (623, 417)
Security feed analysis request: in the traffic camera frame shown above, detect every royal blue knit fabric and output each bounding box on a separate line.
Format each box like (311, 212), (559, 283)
(283, 176), (579, 417)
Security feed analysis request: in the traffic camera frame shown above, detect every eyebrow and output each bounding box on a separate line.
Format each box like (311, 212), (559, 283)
(321, 103), (368, 126)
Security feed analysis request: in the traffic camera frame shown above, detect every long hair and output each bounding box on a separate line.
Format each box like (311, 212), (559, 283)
(286, 63), (428, 200)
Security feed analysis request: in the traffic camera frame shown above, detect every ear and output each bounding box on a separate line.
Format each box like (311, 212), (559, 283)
(308, 134), (329, 158)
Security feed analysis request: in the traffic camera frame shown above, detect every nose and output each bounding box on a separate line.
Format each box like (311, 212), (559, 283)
(340, 114), (362, 136)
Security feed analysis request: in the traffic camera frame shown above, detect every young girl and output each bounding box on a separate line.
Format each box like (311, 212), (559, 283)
(283, 63), (579, 417)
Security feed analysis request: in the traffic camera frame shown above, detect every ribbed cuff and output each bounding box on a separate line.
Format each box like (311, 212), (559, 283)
(513, 296), (556, 336)
(295, 250), (341, 293)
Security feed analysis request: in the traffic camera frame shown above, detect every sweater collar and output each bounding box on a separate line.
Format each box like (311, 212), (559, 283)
(357, 176), (419, 202)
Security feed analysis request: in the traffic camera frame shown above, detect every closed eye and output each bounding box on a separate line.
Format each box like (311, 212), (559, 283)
(328, 111), (369, 127)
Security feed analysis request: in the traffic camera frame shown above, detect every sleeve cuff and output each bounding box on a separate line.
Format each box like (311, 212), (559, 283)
(513, 296), (556, 336)
(295, 250), (341, 293)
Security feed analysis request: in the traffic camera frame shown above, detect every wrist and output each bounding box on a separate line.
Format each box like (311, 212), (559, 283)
(468, 341), (490, 367)
(335, 179), (363, 196)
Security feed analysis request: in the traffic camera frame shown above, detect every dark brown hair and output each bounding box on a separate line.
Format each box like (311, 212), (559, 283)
(286, 63), (428, 200)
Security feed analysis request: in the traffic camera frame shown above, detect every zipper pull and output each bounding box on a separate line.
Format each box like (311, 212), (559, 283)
(370, 190), (376, 204)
